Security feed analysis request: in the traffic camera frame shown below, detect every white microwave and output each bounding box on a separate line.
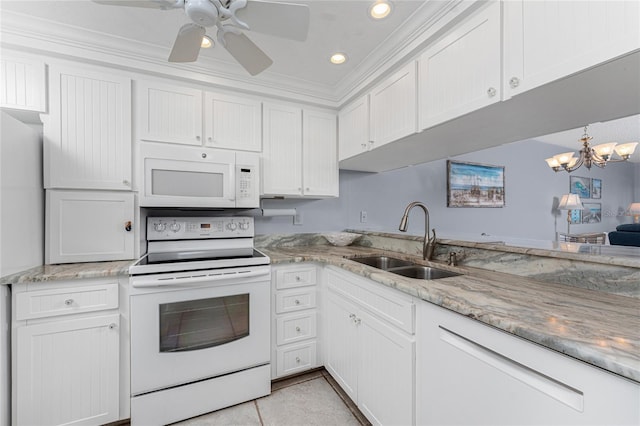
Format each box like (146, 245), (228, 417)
(139, 142), (260, 208)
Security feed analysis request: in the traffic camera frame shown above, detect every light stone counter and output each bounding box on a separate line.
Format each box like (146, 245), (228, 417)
(0, 260), (134, 285)
(260, 244), (640, 384)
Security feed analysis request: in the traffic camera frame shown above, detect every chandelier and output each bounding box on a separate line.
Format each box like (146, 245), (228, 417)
(545, 125), (637, 173)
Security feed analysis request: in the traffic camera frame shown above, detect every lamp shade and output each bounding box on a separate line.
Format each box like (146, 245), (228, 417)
(628, 202), (640, 214)
(558, 194), (583, 210)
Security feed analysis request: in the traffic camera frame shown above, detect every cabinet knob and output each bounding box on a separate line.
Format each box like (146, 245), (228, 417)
(123, 179), (130, 186)
(196, 136), (201, 141)
(208, 137), (213, 142)
(201, 153), (207, 159)
(295, 276), (301, 281)
(349, 313), (356, 320)
(295, 326), (301, 332)
(355, 317), (361, 325)
(509, 77), (520, 89)
(109, 323), (116, 330)
(295, 357), (301, 363)
(125, 221), (132, 232)
(294, 299), (301, 305)
(361, 143), (367, 149)
(65, 299), (73, 306)
(305, 187), (310, 191)
(487, 87), (497, 97)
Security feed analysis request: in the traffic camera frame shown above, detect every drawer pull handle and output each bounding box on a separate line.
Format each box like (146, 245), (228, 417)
(65, 299), (74, 306)
(296, 326), (301, 332)
(294, 299), (301, 305)
(109, 323), (117, 330)
(295, 357), (301, 363)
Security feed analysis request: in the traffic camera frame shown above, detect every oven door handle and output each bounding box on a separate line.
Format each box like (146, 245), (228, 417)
(131, 268), (270, 288)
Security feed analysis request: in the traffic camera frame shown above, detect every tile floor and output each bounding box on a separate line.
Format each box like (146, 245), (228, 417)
(171, 369), (370, 426)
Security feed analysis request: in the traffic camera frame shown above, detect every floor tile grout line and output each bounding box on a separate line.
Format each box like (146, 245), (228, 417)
(253, 399), (265, 426)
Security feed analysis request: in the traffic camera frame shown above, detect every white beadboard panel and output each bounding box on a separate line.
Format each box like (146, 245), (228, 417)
(0, 54), (46, 112)
(136, 80), (203, 146)
(204, 92), (262, 152)
(15, 283), (119, 321)
(419, 1), (501, 130)
(504, 0), (640, 97)
(303, 109), (338, 197)
(45, 65), (131, 190)
(262, 102), (302, 196)
(15, 314), (119, 426)
(46, 190), (135, 264)
(369, 61), (417, 147)
(338, 94), (370, 161)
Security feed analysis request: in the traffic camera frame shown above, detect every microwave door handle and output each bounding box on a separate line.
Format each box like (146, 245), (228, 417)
(131, 269), (269, 288)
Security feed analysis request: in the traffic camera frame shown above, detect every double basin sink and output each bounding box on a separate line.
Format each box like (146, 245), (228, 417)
(349, 256), (462, 280)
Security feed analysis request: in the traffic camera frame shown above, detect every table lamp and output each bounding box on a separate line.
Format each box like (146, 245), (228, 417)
(558, 194), (583, 234)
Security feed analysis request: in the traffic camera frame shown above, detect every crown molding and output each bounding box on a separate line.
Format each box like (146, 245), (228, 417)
(0, 2), (477, 109)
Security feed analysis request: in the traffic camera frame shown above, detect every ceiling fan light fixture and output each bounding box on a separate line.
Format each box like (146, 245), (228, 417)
(201, 35), (214, 48)
(370, 1), (392, 19)
(330, 53), (347, 65)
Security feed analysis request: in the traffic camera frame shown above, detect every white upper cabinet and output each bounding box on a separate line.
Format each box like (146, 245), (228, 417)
(338, 94), (370, 161)
(136, 80), (203, 146)
(0, 53), (46, 113)
(262, 102), (338, 198)
(302, 109), (338, 197)
(204, 92), (262, 152)
(262, 102), (303, 196)
(44, 64), (131, 190)
(504, 0), (640, 98)
(419, 1), (501, 130)
(369, 61), (417, 149)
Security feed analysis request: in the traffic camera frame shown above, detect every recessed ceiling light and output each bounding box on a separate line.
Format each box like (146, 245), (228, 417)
(201, 35), (214, 49)
(330, 53), (347, 65)
(370, 1), (392, 19)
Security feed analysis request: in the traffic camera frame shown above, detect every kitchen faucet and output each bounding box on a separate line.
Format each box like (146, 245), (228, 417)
(398, 201), (436, 260)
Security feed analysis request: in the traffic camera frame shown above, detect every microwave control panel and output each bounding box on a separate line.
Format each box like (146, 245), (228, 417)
(147, 217), (254, 240)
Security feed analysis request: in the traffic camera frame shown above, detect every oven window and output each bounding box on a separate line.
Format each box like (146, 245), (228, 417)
(152, 169), (224, 197)
(159, 294), (249, 352)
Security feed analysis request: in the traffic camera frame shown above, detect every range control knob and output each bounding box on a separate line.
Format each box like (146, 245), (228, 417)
(153, 222), (166, 232)
(239, 222), (250, 230)
(169, 222), (181, 233)
(226, 222), (238, 231)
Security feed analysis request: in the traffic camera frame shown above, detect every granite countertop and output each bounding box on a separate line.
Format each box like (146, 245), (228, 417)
(0, 260), (134, 285)
(262, 245), (640, 384)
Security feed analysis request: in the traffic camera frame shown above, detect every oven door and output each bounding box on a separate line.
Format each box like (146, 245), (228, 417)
(140, 143), (236, 208)
(130, 269), (270, 395)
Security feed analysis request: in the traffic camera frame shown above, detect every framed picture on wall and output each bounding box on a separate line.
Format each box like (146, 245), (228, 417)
(591, 178), (602, 199)
(447, 160), (505, 208)
(569, 176), (591, 198)
(582, 203), (602, 224)
(570, 209), (582, 224)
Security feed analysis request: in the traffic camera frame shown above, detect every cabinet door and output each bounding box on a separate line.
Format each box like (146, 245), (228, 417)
(325, 290), (359, 402)
(302, 109), (338, 197)
(204, 92), (261, 151)
(369, 61), (416, 148)
(419, 1), (501, 130)
(136, 80), (203, 146)
(338, 95), (369, 161)
(0, 53), (46, 112)
(46, 190), (135, 264)
(358, 309), (414, 426)
(262, 102), (302, 196)
(15, 314), (120, 426)
(504, 0), (640, 97)
(45, 65), (131, 190)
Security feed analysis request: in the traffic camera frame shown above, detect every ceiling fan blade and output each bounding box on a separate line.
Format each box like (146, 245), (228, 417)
(222, 32), (273, 76)
(92, 0), (181, 9)
(235, 0), (310, 41)
(168, 23), (206, 62)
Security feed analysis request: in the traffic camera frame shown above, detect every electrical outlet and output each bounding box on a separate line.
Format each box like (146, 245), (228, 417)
(293, 212), (303, 225)
(360, 211), (368, 223)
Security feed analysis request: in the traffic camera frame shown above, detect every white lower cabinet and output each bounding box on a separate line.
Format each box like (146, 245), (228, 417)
(271, 264), (321, 379)
(12, 278), (127, 426)
(325, 267), (415, 426)
(416, 300), (640, 425)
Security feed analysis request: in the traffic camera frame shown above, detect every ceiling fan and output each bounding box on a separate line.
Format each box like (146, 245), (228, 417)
(92, 0), (310, 76)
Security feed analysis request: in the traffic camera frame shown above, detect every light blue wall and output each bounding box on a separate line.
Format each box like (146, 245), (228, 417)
(254, 138), (638, 241)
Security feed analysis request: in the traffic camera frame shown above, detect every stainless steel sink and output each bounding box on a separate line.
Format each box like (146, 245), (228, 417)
(350, 256), (413, 270)
(388, 265), (461, 280)
(349, 256), (461, 280)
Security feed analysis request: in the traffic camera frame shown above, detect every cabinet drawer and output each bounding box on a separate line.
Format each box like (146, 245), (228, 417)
(276, 341), (318, 377)
(15, 283), (119, 320)
(327, 267), (414, 334)
(275, 287), (316, 314)
(275, 265), (317, 289)
(276, 311), (317, 345)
